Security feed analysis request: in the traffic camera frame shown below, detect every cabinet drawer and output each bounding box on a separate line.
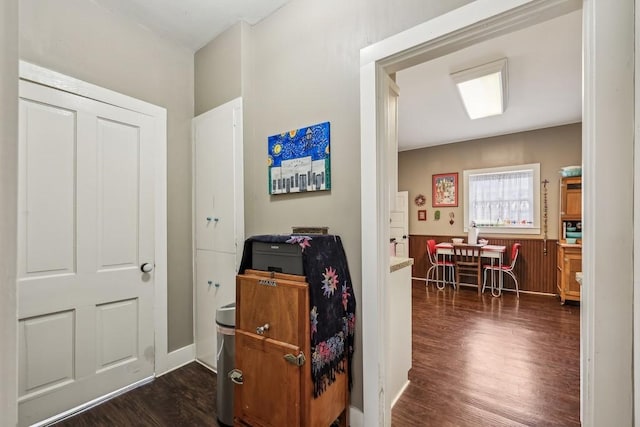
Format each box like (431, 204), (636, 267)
(236, 270), (308, 347)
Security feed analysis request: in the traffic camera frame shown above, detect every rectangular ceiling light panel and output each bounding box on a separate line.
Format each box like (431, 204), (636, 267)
(451, 58), (508, 120)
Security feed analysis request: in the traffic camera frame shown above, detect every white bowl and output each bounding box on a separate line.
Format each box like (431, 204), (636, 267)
(478, 239), (489, 245)
(452, 238), (464, 244)
(560, 165), (582, 177)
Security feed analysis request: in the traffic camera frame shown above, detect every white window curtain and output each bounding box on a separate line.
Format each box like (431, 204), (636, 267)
(468, 169), (534, 227)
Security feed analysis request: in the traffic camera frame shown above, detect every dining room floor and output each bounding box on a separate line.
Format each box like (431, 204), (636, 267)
(391, 280), (580, 427)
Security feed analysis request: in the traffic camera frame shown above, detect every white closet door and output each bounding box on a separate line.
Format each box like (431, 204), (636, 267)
(17, 80), (155, 426)
(194, 101), (242, 254)
(194, 250), (237, 369)
(193, 98), (244, 370)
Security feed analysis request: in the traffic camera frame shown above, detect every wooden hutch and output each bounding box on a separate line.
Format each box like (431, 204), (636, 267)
(556, 176), (582, 303)
(233, 235), (353, 426)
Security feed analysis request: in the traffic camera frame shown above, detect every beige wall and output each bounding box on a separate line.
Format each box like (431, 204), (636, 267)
(19, 0), (195, 351)
(399, 124), (582, 240)
(239, 0), (473, 410)
(195, 22), (246, 116)
(0, 0), (18, 424)
(196, 0), (474, 411)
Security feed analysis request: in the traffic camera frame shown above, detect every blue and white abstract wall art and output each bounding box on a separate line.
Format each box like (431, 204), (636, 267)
(267, 121), (331, 194)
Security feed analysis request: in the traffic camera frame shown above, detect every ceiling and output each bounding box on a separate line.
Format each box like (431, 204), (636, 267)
(92, 0), (290, 51)
(396, 9), (582, 151)
(89, 3), (581, 152)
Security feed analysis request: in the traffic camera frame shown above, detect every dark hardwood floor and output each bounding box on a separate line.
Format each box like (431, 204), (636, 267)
(54, 362), (218, 426)
(55, 281), (579, 427)
(391, 280), (580, 427)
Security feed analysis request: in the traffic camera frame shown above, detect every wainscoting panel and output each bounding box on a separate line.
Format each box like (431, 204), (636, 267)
(409, 235), (558, 294)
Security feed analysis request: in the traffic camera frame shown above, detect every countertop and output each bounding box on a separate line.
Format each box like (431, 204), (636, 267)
(390, 256), (414, 273)
(558, 242), (582, 248)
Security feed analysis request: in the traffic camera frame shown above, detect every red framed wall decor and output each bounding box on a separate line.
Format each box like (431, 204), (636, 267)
(432, 172), (458, 207)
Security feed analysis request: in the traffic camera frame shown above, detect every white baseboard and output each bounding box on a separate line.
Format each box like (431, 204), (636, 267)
(391, 380), (410, 408)
(33, 376), (153, 426)
(31, 345), (194, 425)
(349, 406), (364, 427)
(195, 359), (216, 373)
(157, 344), (195, 376)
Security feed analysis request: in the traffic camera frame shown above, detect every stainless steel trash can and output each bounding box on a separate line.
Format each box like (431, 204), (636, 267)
(216, 302), (236, 426)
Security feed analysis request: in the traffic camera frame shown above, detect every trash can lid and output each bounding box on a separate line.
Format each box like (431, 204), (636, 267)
(216, 302), (236, 327)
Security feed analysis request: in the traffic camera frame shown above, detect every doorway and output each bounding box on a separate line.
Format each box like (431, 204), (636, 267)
(360, 1), (635, 426)
(393, 11), (582, 424)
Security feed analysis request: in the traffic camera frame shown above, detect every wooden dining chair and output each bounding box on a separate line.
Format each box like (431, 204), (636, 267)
(452, 244), (483, 295)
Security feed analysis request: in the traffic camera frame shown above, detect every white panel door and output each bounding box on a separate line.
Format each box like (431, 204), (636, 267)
(17, 80), (155, 426)
(194, 250), (237, 370)
(390, 191), (409, 257)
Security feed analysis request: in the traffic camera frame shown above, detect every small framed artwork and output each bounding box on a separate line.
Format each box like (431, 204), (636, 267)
(417, 210), (427, 221)
(432, 172), (458, 207)
(267, 121), (331, 195)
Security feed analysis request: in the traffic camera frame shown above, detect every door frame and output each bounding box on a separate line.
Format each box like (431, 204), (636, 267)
(360, 0), (634, 425)
(19, 61), (171, 374)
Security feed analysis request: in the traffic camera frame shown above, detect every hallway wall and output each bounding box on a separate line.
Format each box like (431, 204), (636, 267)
(241, 0), (474, 409)
(19, 0), (195, 351)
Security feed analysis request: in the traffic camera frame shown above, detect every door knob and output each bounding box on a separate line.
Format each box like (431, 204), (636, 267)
(140, 263), (154, 273)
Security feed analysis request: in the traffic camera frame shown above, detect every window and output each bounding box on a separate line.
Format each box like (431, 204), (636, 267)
(463, 163), (540, 234)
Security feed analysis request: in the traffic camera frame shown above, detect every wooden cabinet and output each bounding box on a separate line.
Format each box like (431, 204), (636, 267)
(557, 245), (581, 303)
(557, 176), (581, 303)
(234, 270), (349, 427)
(560, 177), (582, 219)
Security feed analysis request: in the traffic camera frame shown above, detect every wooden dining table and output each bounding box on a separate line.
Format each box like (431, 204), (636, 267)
(435, 242), (507, 296)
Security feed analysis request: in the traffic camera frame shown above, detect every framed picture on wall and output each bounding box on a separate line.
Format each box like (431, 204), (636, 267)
(267, 121), (331, 195)
(432, 172), (458, 207)
(417, 210), (427, 221)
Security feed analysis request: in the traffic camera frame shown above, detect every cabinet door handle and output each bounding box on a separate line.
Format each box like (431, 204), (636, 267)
(228, 369), (244, 385)
(283, 352), (306, 367)
(256, 323), (270, 335)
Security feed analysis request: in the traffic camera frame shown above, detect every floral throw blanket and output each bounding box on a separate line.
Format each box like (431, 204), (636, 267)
(239, 234), (356, 397)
